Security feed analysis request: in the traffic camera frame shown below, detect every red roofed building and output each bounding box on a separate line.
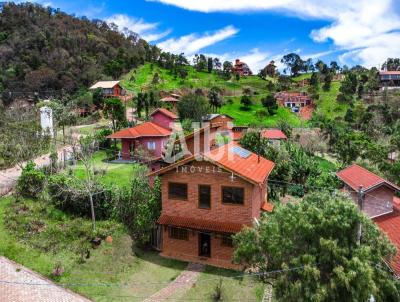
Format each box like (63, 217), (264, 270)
(379, 71), (400, 89)
(149, 142), (274, 269)
(337, 164), (400, 278)
(337, 164), (400, 218)
(233, 59), (252, 76)
(108, 108), (177, 163)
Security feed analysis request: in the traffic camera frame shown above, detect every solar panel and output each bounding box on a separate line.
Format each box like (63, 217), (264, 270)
(230, 146), (251, 158)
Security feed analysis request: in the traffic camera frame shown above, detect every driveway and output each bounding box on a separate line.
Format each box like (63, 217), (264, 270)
(0, 257), (91, 302)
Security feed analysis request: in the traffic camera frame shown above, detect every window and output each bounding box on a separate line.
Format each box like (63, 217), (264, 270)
(222, 187), (244, 205)
(221, 235), (233, 247)
(168, 182), (188, 200)
(199, 185), (211, 209)
(147, 141), (156, 150)
(169, 227), (188, 240)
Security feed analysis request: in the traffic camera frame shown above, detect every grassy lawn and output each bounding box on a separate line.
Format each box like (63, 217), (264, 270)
(314, 155), (337, 172)
(72, 151), (138, 189)
(0, 196), (187, 302)
(171, 266), (265, 301)
(315, 81), (348, 119)
(220, 97), (305, 127)
(120, 63), (269, 95)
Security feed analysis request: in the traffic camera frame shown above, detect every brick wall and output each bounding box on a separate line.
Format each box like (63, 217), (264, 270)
(161, 161), (261, 224)
(344, 184), (395, 218)
(161, 227), (241, 270)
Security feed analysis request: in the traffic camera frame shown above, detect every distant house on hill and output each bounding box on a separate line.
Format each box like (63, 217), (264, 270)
(337, 164), (400, 278)
(107, 108), (178, 168)
(160, 96), (180, 111)
(202, 114), (234, 130)
(379, 71), (400, 89)
(148, 142), (275, 269)
(89, 80), (124, 97)
(233, 59), (252, 76)
(275, 91), (312, 111)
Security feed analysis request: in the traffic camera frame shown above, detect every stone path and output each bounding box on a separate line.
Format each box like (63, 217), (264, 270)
(262, 283), (273, 302)
(142, 262), (204, 302)
(0, 257), (92, 302)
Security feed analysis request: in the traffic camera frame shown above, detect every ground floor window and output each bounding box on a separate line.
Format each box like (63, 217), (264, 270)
(169, 227), (189, 240)
(221, 235), (233, 247)
(147, 141), (156, 150)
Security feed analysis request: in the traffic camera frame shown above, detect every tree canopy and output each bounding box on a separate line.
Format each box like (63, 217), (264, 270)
(234, 192), (399, 302)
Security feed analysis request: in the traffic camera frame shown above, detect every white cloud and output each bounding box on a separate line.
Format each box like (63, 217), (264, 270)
(106, 14), (170, 42)
(157, 25), (239, 55)
(151, 0), (400, 67)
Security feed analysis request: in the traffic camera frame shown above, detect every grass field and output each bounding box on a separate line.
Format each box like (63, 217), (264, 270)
(120, 63), (269, 95)
(0, 196), (187, 301)
(0, 196), (266, 301)
(220, 97), (305, 127)
(314, 81), (348, 119)
(72, 151), (137, 189)
(171, 265), (265, 301)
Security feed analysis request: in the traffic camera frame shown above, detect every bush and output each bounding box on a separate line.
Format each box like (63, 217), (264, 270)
(256, 108), (269, 119)
(16, 161), (46, 198)
(47, 174), (115, 219)
(95, 128), (113, 148)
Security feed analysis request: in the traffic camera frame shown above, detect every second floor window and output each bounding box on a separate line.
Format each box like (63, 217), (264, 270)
(222, 186), (244, 205)
(147, 141), (156, 150)
(198, 185), (211, 209)
(168, 182), (188, 200)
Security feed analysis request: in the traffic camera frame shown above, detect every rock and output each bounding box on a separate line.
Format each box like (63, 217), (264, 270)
(105, 235), (113, 244)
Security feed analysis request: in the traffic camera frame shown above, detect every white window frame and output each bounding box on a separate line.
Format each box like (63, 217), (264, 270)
(147, 141), (156, 150)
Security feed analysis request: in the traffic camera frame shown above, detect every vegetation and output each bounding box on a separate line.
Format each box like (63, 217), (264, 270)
(0, 2), (159, 100)
(234, 192), (399, 301)
(0, 196), (187, 301)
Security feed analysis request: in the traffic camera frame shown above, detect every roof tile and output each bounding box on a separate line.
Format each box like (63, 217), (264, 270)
(158, 214), (249, 233)
(107, 121), (171, 139)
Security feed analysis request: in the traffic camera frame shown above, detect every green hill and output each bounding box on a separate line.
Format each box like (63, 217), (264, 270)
(120, 63), (269, 94)
(120, 64), (344, 127)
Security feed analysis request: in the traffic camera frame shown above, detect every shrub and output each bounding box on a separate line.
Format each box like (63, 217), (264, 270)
(47, 174), (115, 219)
(16, 161), (46, 198)
(256, 108), (269, 119)
(95, 128), (113, 148)
(240, 95), (252, 109)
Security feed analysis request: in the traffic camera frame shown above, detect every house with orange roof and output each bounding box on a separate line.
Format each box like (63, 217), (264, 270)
(336, 164), (399, 218)
(337, 164), (400, 278)
(379, 71), (400, 89)
(149, 142), (275, 269)
(107, 108), (178, 166)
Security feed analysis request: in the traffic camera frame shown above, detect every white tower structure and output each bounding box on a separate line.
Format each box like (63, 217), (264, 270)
(40, 101), (54, 137)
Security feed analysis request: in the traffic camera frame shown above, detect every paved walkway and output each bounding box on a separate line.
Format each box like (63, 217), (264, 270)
(142, 263), (204, 302)
(0, 145), (74, 196)
(0, 257), (92, 302)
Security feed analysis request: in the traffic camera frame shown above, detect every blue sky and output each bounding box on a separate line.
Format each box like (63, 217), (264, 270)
(30, 0), (400, 72)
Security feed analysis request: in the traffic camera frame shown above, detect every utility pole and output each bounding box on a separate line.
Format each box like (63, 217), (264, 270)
(356, 185), (365, 245)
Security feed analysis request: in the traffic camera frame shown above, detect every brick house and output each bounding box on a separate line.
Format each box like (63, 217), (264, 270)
(107, 108), (178, 165)
(379, 71), (400, 89)
(337, 164), (400, 277)
(160, 96), (180, 111)
(274, 91), (312, 109)
(233, 59), (253, 76)
(336, 164), (399, 218)
(89, 80), (124, 97)
(149, 142), (275, 269)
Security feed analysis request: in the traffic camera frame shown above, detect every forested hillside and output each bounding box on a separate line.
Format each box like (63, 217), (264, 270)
(0, 2), (159, 101)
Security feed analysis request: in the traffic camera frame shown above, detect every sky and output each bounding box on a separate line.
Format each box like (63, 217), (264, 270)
(26, 0), (400, 72)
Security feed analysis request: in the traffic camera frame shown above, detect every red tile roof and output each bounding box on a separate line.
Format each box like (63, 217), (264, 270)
(262, 129), (287, 140)
(204, 142), (275, 185)
(151, 108), (178, 119)
(336, 164), (400, 192)
(160, 96), (179, 102)
(149, 142), (275, 185)
(107, 121), (171, 139)
(374, 210), (400, 278)
(261, 201), (274, 212)
(380, 71), (400, 75)
(158, 214), (249, 233)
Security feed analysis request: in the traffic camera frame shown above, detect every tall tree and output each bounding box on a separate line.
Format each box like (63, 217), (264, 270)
(234, 192), (399, 302)
(103, 98), (126, 133)
(177, 93), (210, 121)
(281, 53), (305, 76)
